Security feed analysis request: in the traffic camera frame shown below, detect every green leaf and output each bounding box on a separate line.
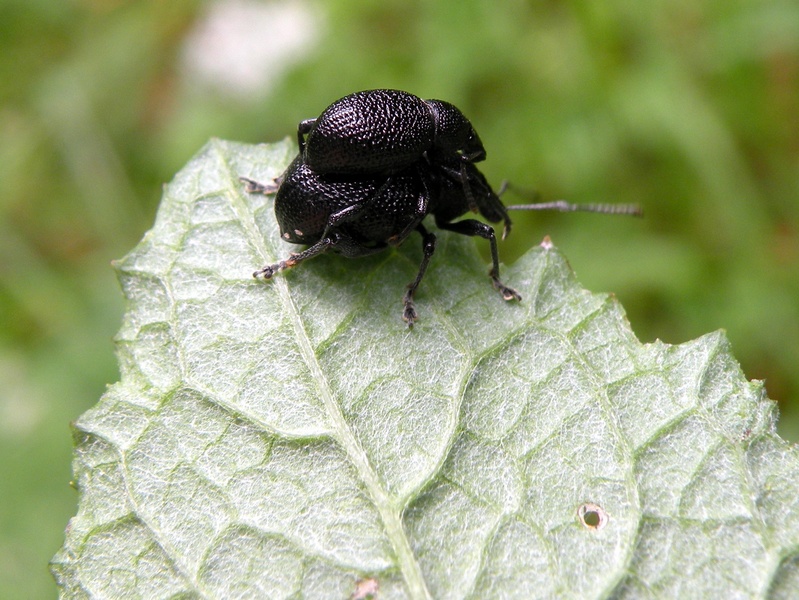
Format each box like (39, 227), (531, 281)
(52, 139), (799, 599)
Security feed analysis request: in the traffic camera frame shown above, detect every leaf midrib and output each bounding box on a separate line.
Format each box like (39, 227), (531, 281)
(218, 140), (432, 599)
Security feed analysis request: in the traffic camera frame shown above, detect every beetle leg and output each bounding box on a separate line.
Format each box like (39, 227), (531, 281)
(389, 176), (432, 247)
(460, 162), (481, 214)
(435, 218), (521, 302)
(239, 176), (280, 195)
(254, 228), (389, 279)
(297, 118), (316, 151)
(327, 202), (367, 227)
(253, 235), (337, 279)
(402, 224), (437, 327)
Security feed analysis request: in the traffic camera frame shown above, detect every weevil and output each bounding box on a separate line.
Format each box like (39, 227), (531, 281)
(298, 89), (485, 177)
(243, 90), (641, 327)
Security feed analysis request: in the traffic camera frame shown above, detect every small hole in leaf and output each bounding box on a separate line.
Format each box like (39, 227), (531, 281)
(578, 503), (608, 530)
(582, 509), (600, 527)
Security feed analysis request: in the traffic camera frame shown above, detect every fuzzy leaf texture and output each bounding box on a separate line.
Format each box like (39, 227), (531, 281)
(53, 140), (799, 599)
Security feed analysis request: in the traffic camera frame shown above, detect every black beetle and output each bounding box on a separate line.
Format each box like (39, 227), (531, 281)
(242, 89), (641, 327)
(298, 89), (485, 176)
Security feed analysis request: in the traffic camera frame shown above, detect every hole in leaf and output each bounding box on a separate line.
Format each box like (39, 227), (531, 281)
(578, 502), (608, 530)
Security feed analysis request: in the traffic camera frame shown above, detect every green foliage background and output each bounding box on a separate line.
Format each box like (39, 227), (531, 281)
(1, 0), (797, 597)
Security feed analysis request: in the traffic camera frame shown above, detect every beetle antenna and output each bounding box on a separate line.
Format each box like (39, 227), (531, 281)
(499, 181), (642, 217)
(506, 200), (643, 216)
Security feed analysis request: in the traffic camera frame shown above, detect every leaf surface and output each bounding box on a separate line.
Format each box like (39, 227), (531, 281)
(53, 139), (799, 599)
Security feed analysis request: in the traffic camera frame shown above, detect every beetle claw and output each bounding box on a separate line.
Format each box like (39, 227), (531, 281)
(402, 303), (419, 328)
(493, 277), (522, 302)
(253, 264), (279, 279)
(240, 176), (280, 195)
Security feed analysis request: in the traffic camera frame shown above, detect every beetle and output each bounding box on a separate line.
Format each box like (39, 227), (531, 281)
(242, 90), (641, 327)
(298, 89), (485, 176)
(242, 153), (518, 326)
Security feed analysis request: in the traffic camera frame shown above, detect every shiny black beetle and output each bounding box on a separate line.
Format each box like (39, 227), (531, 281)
(242, 89), (640, 327)
(298, 89), (486, 176)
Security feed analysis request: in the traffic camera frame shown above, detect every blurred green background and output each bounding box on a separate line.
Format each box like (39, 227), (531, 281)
(1, 0), (797, 596)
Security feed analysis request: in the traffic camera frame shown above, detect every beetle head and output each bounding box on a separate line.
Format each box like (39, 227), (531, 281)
(426, 99), (487, 163)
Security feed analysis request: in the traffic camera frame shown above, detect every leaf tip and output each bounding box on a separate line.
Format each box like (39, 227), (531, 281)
(351, 577), (379, 600)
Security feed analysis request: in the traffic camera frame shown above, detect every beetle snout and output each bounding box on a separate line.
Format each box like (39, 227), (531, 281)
(461, 148), (486, 162)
